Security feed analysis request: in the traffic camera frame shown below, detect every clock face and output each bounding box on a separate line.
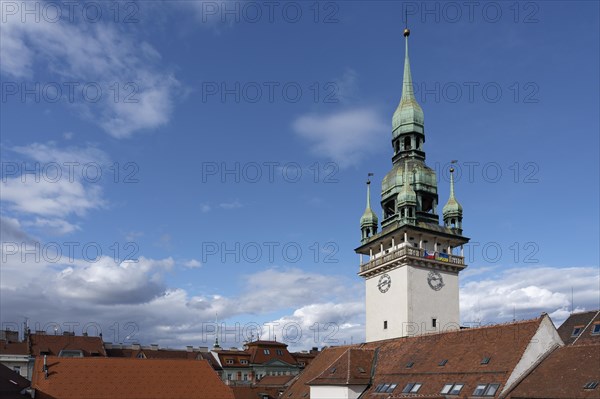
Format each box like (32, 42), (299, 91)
(378, 274), (391, 293)
(427, 271), (445, 291)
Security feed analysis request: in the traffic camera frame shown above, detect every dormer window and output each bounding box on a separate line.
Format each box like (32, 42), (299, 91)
(592, 324), (600, 335)
(226, 359), (234, 365)
(263, 349), (270, 355)
(276, 349), (283, 355)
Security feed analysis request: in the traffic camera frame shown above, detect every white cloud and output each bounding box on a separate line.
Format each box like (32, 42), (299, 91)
(183, 259), (202, 268)
(200, 203), (212, 213)
(0, 11), (178, 137)
(1, 143), (107, 235)
(292, 108), (387, 168)
(460, 266), (600, 326)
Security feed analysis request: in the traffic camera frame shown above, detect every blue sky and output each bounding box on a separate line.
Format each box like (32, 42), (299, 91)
(1, 0), (598, 350)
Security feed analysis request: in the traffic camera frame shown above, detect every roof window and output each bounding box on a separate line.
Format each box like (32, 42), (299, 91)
(405, 361), (414, 368)
(402, 383), (422, 393)
(441, 383), (464, 395)
(473, 383), (500, 396)
(480, 357), (491, 365)
(592, 324), (600, 335)
(438, 359), (448, 366)
(584, 381), (599, 389)
(572, 326), (583, 336)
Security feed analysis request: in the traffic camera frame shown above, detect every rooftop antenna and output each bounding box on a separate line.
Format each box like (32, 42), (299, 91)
(513, 306), (516, 322)
(571, 287), (574, 313)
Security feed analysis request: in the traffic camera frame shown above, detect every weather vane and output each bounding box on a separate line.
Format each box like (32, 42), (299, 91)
(367, 172), (374, 184)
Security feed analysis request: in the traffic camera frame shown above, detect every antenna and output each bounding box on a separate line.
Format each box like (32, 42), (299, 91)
(404, 7), (408, 29)
(367, 172), (374, 184)
(513, 306), (516, 322)
(571, 287), (574, 313)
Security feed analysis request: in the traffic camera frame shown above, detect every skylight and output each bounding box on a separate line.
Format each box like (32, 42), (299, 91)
(592, 324), (600, 335)
(473, 383), (500, 396)
(375, 383), (397, 393)
(405, 361), (414, 368)
(441, 383), (464, 395)
(572, 327), (583, 336)
(584, 381), (599, 389)
(402, 383), (422, 393)
(480, 357), (491, 365)
(439, 359), (448, 366)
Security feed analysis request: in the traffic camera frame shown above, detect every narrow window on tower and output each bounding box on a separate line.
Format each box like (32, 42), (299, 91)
(404, 136), (411, 150)
(432, 318), (437, 328)
(383, 321), (388, 329)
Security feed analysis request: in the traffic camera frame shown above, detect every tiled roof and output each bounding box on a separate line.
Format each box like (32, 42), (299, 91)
(216, 350), (252, 368)
(31, 357), (234, 399)
(106, 348), (223, 370)
(0, 340), (29, 355)
(281, 346), (352, 399)
(557, 310), (600, 345)
(231, 385), (281, 399)
(309, 348), (375, 386)
(256, 375), (295, 386)
(508, 343), (600, 398)
(29, 334), (106, 357)
(359, 318), (542, 398)
(0, 363), (29, 396)
(246, 341), (298, 365)
(284, 317), (546, 399)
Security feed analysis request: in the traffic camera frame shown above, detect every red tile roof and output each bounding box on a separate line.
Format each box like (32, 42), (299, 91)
(256, 374), (295, 386)
(508, 343), (600, 398)
(29, 333), (106, 357)
(309, 348), (375, 386)
(557, 310), (600, 345)
(245, 341), (298, 365)
(282, 346), (352, 399)
(284, 317), (547, 399)
(216, 350), (252, 368)
(231, 385), (281, 399)
(31, 357), (234, 399)
(0, 340), (29, 355)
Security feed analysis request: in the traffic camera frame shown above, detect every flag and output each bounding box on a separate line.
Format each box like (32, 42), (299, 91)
(436, 252), (450, 262)
(424, 251), (435, 259)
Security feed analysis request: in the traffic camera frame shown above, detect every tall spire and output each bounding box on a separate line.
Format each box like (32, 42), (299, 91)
(443, 164), (463, 230)
(392, 27), (424, 139)
(360, 174), (378, 241)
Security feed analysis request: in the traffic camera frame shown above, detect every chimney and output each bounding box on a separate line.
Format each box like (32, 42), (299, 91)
(150, 344), (159, 351)
(186, 346), (194, 352)
(131, 343), (141, 350)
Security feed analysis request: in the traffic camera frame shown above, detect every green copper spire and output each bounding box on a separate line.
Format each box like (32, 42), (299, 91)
(360, 177), (379, 227)
(392, 28), (424, 139)
(443, 166), (463, 230)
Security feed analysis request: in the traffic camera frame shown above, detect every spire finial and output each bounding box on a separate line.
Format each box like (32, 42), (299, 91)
(366, 173), (374, 209)
(449, 160), (457, 199)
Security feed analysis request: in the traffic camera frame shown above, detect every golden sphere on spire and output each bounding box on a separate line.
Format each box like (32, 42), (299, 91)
(450, 167), (455, 173)
(403, 28), (410, 37)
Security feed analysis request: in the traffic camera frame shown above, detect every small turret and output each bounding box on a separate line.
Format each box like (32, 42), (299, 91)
(360, 175), (378, 242)
(443, 166), (463, 232)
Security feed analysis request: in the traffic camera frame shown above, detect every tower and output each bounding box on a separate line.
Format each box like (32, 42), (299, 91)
(355, 28), (469, 342)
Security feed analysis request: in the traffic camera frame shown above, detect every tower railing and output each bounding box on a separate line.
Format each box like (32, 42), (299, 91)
(359, 245), (464, 274)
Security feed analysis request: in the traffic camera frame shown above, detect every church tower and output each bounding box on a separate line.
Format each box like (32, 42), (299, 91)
(355, 28), (469, 342)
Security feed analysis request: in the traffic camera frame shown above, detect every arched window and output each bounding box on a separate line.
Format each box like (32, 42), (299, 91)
(404, 136), (411, 150)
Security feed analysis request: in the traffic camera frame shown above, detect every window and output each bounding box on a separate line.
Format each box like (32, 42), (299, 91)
(572, 326), (583, 336)
(449, 384), (464, 395)
(383, 321), (388, 329)
(584, 381), (599, 389)
(263, 349), (270, 355)
(299, 362), (305, 367)
(227, 373), (232, 380)
(592, 324), (600, 335)
(485, 384), (500, 396)
(473, 384), (487, 396)
(385, 384), (397, 393)
(226, 359), (234, 365)
(480, 357), (491, 365)
(472, 383), (500, 396)
(402, 383), (422, 393)
(240, 359), (248, 364)
(13, 366), (21, 374)
(136, 352), (146, 359)
(438, 359), (448, 366)
(440, 384), (453, 394)
(432, 318), (437, 328)
(405, 361), (414, 368)
(375, 384), (389, 393)
(276, 349), (283, 355)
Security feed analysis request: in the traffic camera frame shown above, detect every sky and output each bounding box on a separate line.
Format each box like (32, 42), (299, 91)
(0, 0), (599, 351)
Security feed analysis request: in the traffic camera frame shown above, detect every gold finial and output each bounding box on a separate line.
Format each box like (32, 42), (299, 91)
(449, 167), (455, 173)
(403, 28), (410, 37)
(450, 159), (458, 173)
